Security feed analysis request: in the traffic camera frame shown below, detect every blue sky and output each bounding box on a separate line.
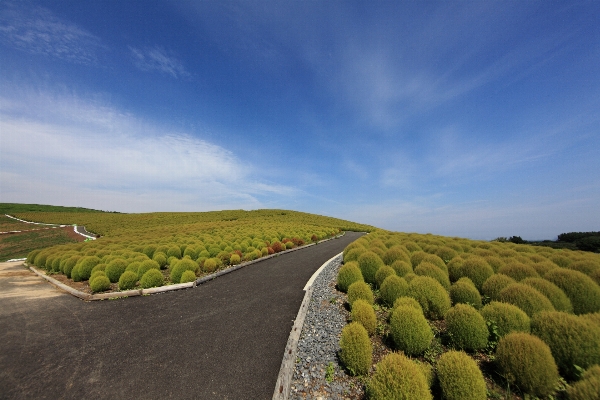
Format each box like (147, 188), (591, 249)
(1, 1), (599, 240)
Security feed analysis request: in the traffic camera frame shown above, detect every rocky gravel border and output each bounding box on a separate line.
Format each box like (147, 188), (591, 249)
(290, 255), (363, 400)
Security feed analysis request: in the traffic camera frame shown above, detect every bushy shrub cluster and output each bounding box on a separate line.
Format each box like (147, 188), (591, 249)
(357, 251), (384, 284)
(392, 296), (423, 314)
(445, 304), (488, 351)
(498, 283), (555, 317)
(480, 301), (530, 338)
(140, 269), (164, 288)
(337, 261), (363, 292)
(521, 277), (573, 313)
(482, 273), (516, 301)
(374, 265), (395, 288)
(105, 258), (128, 283)
(90, 274), (111, 292)
(351, 299), (377, 335)
(498, 262), (540, 281)
(458, 257), (494, 291)
(436, 351), (487, 400)
(389, 305), (433, 355)
(567, 364), (600, 400)
(544, 268), (600, 315)
(406, 276), (451, 320)
(179, 270), (196, 283)
(531, 311), (600, 378)
(414, 261), (450, 289)
(495, 332), (559, 398)
(170, 258), (198, 283)
(390, 260), (412, 277)
(366, 352), (432, 400)
(382, 246), (410, 265)
(347, 281), (374, 307)
(379, 275), (408, 307)
(118, 271), (138, 290)
(339, 322), (372, 376)
(449, 277), (481, 309)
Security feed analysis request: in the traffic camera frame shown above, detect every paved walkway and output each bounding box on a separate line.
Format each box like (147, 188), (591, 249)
(0, 232), (362, 399)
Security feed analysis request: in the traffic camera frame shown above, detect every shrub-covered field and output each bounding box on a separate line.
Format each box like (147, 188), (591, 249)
(337, 230), (600, 399)
(21, 209), (374, 292)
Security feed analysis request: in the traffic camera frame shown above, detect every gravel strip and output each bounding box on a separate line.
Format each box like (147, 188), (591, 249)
(290, 256), (363, 400)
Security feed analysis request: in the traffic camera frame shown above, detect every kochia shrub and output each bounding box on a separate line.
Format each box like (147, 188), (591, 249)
(62, 255), (80, 278)
(374, 265), (395, 288)
(410, 251), (428, 268)
(203, 258), (218, 273)
(435, 246), (458, 264)
(166, 245), (182, 259)
(498, 283), (555, 317)
(521, 277), (573, 313)
(379, 275), (408, 307)
(393, 296), (423, 314)
(152, 252), (167, 269)
(389, 305), (433, 355)
(566, 364), (600, 400)
(382, 246), (410, 265)
(482, 274), (516, 301)
(496, 332), (559, 398)
(436, 351), (487, 400)
(26, 249), (41, 264)
(229, 254), (241, 265)
(351, 299), (377, 335)
(480, 301), (530, 338)
(445, 304), (488, 351)
(71, 265), (82, 282)
(90, 275), (111, 293)
(390, 260), (412, 277)
(531, 311), (600, 378)
(458, 256), (494, 291)
(347, 281), (374, 307)
(140, 269), (164, 289)
(449, 278), (481, 309)
(137, 259), (160, 280)
(339, 322), (372, 376)
(76, 256), (101, 281)
(118, 271), (138, 290)
(170, 258), (198, 284)
(498, 262), (540, 281)
(105, 258), (128, 283)
(366, 352), (432, 400)
(447, 257), (464, 283)
(414, 261), (450, 289)
(357, 251), (384, 284)
(337, 261), (363, 292)
(180, 270), (196, 283)
(544, 268), (600, 315)
(569, 259), (600, 276)
(549, 253), (573, 268)
(406, 276), (451, 320)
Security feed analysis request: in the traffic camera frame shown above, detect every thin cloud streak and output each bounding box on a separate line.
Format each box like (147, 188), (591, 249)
(130, 46), (189, 78)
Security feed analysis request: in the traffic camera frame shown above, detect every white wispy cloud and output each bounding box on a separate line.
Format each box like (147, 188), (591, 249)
(0, 3), (105, 64)
(0, 84), (294, 212)
(129, 46), (189, 78)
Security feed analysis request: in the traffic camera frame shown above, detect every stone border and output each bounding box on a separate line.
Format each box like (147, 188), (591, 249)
(272, 252), (343, 400)
(25, 233), (346, 301)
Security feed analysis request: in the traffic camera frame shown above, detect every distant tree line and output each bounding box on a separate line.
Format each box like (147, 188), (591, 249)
(494, 231), (600, 253)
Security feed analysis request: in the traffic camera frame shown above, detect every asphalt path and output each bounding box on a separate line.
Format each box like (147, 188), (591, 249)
(0, 232), (363, 400)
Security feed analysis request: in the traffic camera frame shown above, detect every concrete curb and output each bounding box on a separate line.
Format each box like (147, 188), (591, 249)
(272, 252), (343, 400)
(25, 233), (347, 302)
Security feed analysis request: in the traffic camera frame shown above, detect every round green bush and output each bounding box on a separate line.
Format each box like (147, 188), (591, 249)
(521, 277), (573, 313)
(458, 257), (494, 291)
(545, 268), (600, 315)
(566, 364), (600, 400)
(366, 352), (432, 400)
(379, 275), (408, 307)
(347, 281), (374, 307)
(390, 260), (412, 277)
(591, 269), (600, 286)
(436, 246), (459, 264)
(105, 258), (128, 283)
(137, 259), (161, 279)
(531, 311), (600, 378)
(26, 249), (41, 264)
(201, 258), (217, 273)
(498, 262), (540, 281)
(180, 270), (197, 284)
(118, 271), (138, 290)
(445, 304), (488, 351)
(152, 252), (167, 269)
(482, 273), (516, 301)
(382, 246), (410, 265)
(530, 260), (558, 276)
(62, 255), (80, 278)
(375, 265), (396, 288)
(89, 275), (111, 293)
(170, 258), (198, 284)
(582, 312), (600, 327)
(166, 245), (182, 259)
(496, 332), (559, 398)
(126, 261), (140, 274)
(75, 256), (101, 281)
(90, 270), (107, 282)
(410, 251), (428, 268)
(337, 261), (363, 292)
(71, 264), (82, 282)
(389, 305), (433, 355)
(351, 299), (377, 335)
(447, 257), (464, 283)
(392, 296), (423, 314)
(436, 351), (487, 400)
(344, 247), (366, 263)
(406, 276), (451, 320)
(480, 301), (530, 337)
(229, 253), (241, 265)
(339, 322), (372, 376)
(449, 278), (482, 309)
(403, 272), (417, 283)
(140, 268), (164, 289)
(569, 259), (600, 277)
(498, 283), (555, 317)
(414, 261), (450, 289)
(357, 251), (384, 285)
(483, 255), (505, 273)
(550, 253), (573, 268)
(422, 254), (447, 272)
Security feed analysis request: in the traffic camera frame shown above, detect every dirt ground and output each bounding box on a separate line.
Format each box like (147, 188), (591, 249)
(0, 261), (64, 300)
